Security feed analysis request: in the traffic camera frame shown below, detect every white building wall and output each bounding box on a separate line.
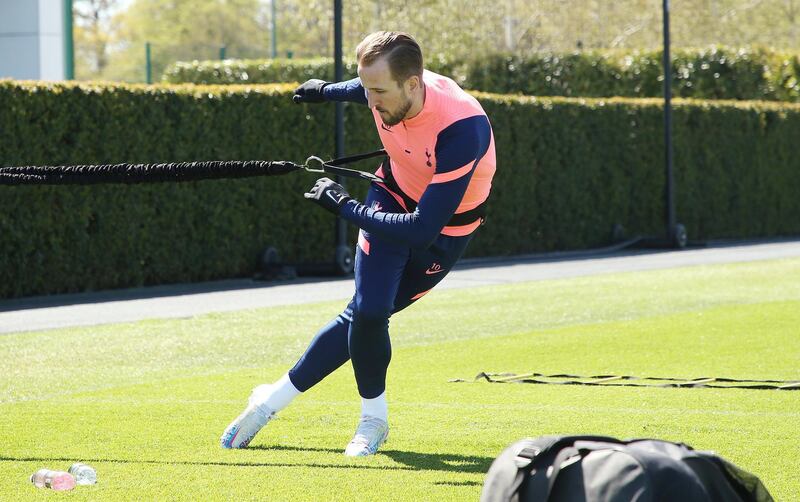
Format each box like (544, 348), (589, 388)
(0, 0), (66, 80)
(38, 0), (65, 80)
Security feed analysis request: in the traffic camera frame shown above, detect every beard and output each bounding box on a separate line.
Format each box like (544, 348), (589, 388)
(379, 94), (413, 126)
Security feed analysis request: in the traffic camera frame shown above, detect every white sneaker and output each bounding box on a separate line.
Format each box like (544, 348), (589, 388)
(220, 385), (276, 449)
(344, 416), (389, 457)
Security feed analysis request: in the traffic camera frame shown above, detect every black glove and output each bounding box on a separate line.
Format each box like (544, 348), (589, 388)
(293, 79), (329, 104)
(304, 177), (352, 214)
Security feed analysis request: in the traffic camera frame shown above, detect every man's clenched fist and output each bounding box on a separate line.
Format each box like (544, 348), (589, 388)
(293, 79), (329, 104)
(304, 177), (352, 214)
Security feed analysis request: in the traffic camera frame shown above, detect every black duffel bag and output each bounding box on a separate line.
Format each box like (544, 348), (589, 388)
(480, 435), (773, 502)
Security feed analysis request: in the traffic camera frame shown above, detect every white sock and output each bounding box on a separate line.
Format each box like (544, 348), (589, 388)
(361, 392), (388, 422)
(253, 373), (301, 412)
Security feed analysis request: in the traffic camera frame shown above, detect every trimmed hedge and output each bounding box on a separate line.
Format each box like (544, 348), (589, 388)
(163, 47), (800, 102)
(476, 94), (800, 253)
(164, 58), (360, 86)
(465, 47), (800, 101)
(0, 81), (375, 299)
(1, 80), (799, 299)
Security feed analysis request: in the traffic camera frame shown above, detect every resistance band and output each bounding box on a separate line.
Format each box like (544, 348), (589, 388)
(0, 149), (387, 186)
(451, 372), (800, 390)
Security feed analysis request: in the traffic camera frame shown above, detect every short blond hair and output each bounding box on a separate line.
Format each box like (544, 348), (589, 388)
(356, 31), (423, 86)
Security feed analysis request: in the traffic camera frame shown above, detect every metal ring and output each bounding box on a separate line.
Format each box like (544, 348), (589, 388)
(303, 156), (327, 173)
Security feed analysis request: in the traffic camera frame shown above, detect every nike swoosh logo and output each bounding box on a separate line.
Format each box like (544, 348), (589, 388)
(381, 124), (393, 132)
(425, 267), (444, 275)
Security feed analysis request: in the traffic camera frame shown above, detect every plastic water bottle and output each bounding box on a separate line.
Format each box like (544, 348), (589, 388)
(29, 469), (76, 491)
(68, 462), (97, 485)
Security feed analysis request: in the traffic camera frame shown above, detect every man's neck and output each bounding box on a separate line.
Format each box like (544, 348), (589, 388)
(404, 83), (426, 121)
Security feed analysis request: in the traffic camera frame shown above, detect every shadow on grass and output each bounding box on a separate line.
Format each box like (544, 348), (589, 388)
(1, 447), (494, 475)
(255, 445), (494, 473)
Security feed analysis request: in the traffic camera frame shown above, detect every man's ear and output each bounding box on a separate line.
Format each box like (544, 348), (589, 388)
(406, 75), (421, 92)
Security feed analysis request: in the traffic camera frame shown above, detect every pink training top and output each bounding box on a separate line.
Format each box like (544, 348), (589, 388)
(372, 70), (496, 236)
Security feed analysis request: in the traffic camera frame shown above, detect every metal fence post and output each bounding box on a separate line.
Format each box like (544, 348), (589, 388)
(332, 0), (352, 274)
(145, 42), (152, 84)
(63, 0), (74, 80)
(662, 0), (686, 248)
(271, 0), (278, 58)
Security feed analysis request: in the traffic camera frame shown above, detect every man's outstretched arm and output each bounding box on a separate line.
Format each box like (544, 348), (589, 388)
(293, 78), (368, 105)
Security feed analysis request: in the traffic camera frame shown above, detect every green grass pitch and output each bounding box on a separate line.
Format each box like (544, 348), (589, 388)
(1, 257), (799, 500)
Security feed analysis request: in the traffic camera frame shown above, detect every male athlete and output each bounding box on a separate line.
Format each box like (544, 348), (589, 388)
(221, 31), (496, 456)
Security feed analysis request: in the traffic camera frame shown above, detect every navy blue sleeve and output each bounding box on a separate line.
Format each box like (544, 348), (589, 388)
(323, 78), (368, 105)
(339, 115), (492, 249)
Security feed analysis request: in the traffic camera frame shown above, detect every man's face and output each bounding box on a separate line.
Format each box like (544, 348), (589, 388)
(358, 57), (413, 126)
